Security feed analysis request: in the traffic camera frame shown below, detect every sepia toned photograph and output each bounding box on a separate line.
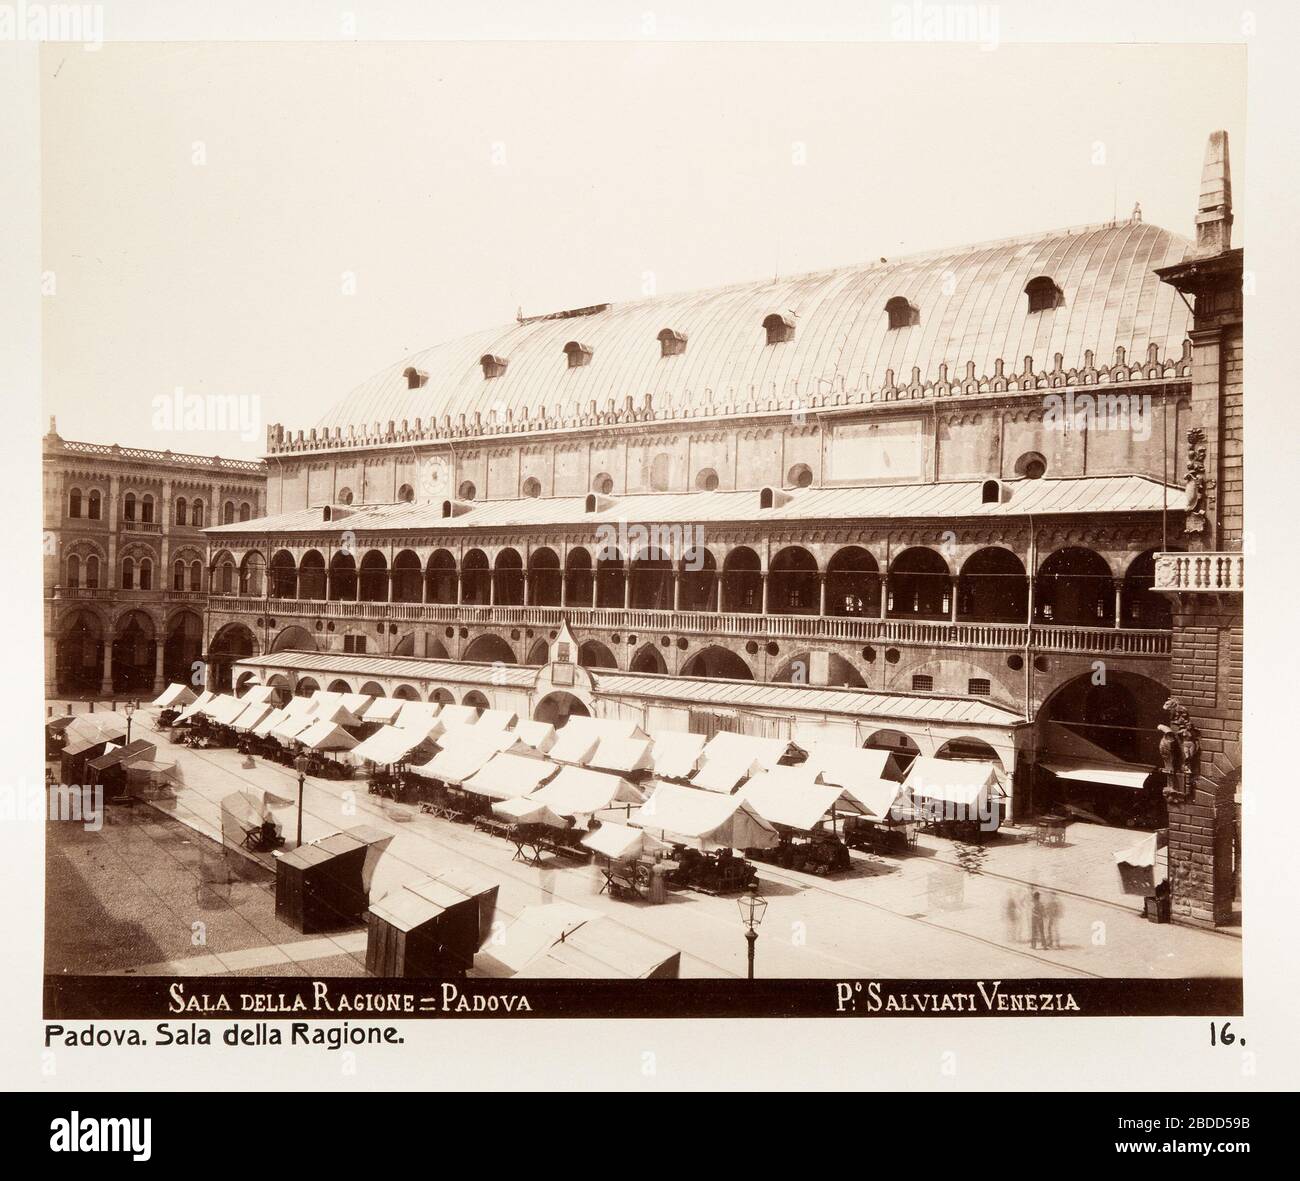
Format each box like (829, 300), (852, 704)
(34, 31), (1250, 1014)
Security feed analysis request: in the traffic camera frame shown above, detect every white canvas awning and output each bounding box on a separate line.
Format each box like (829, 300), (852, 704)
(174, 691), (216, 723)
(691, 731), (794, 793)
(281, 695), (319, 719)
(230, 703), (275, 733)
(309, 701), (365, 728)
(411, 738), (505, 786)
(435, 703), (478, 729)
(838, 778), (913, 822)
(648, 730), (707, 780)
(581, 822), (666, 862)
(547, 727), (601, 766)
(801, 743), (906, 788)
(903, 757), (1005, 807)
(632, 783), (779, 851)
(1043, 759), (1154, 791)
(271, 714), (317, 743)
(251, 707), (289, 738)
(362, 698), (404, 724)
(460, 752), (560, 799)
(512, 719), (557, 753)
(491, 796), (568, 827)
(151, 683), (197, 708)
(474, 708), (517, 732)
(349, 724), (438, 766)
(530, 765), (644, 819)
(587, 735), (654, 774)
(239, 684), (277, 705)
(736, 767), (843, 832)
(205, 695), (248, 726)
(297, 719), (359, 752)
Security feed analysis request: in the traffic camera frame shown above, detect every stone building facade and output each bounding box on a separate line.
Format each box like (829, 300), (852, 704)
(43, 425), (266, 698)
(1154, 130), (1245, 927)
(201, 187), (1229, 828)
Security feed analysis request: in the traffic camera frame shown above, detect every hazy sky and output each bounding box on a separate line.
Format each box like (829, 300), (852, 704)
(41, 40), (1245, 459)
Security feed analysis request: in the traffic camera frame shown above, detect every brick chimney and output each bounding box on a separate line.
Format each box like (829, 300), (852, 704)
(1194, 130), (1233, 257)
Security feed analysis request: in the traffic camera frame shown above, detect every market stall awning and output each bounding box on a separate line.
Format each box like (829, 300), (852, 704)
(361, 697), (404, 724)
(648, 729), (707, 780)
(281, 695), (319, 719)
(632, 782), (779, 851)
(801, 743), (907, 787)
(512, 719), (557, 753)
(1043, 759), (1155, 791)
(251, 707), (288, 738)
(297, 719), (359, 752)
(736, 768), (844, 832)
(349, 723), (438, 766)
(230, 703), (275, 733)
(63, 713), (129, 744)
(691, 731), (797, 793)
(903, 757), (1005, 806)
(410, 738), (507, 786)
(531, 765), (644, 819)
(587, 735), (654, 774)
(547, 728), (601, 766)
(204, 695), (248, 726)
(473, 902), (597, 976)
(239, 684), (277, 705)
(175, 692), (218, 724)
(151, 683), (197, 709)
(271, 714), (318, 743)
(474, 708), (517, 732)
(460, 752), (560, 799)
(308, 700), (365, 728)
(581, 822), (666, 862)
(434, 703), (477, 729)
(838, 778), (913, 822)
(491, 795), (568, 828)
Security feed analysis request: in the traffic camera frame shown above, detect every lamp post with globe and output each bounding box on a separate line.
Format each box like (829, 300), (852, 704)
(737, 884), (767, 980)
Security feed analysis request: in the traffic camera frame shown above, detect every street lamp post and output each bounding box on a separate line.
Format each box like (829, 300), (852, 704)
(293, 754), (310, 848)
(123, 701), (136, 746)
(737, 883), (767, 980)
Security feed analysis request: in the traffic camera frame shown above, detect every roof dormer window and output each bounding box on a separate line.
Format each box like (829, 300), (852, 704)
(657, 328), (687, 357)
(886, 296), (920, 329)
(1025, 276), (1064, 313)
(480, 354), (508, 379)
(403, 366), (428, 390)
(763, 312), (795, 345)
(564, 341), (593, 368)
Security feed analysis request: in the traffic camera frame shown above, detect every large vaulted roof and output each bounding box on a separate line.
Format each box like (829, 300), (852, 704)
(314, 219), (1192, 435)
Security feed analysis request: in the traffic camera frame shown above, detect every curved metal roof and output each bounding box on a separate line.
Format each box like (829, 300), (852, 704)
(315, 219), (1191, 434)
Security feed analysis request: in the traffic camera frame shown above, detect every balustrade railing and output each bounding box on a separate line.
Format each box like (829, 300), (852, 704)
(213, 593), (1171, 655)
(1154, 551), (1244, 593)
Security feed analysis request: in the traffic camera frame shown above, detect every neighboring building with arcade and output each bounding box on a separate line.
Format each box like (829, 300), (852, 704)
(43, 425), (266, 698)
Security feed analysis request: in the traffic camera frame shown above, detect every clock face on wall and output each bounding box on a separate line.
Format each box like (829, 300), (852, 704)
(418, 457), (448, 500)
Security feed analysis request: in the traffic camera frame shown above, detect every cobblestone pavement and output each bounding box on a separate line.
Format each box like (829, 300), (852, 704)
(45, 706), (1242, 980)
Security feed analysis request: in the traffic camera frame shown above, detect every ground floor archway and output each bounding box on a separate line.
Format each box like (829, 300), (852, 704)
(208, 623), (257, 692)
(163, 611), (203, 688)
(56, 610), (105, 695)
(534, 691), (591, 728)
(111, 611), (157, 694)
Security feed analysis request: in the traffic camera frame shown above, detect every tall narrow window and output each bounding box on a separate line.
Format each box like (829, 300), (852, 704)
(68, 489), (82, 518)
(122, 557), (135, 589)
(85, 556), (99, 588)
(190, 560), (202, 591)
(87, 490), (101, 520)
(67, 554), (81, 587)
(239, 502), (251, 521)
(173, 559), (185, 591)
(191, 500), (204, 526)
(124, 492), (136, 522)
(141, 494), (155, 523)
(223, 500), (235, 525)
(139, 558), (153, 590)
(175, 496), (187, 524)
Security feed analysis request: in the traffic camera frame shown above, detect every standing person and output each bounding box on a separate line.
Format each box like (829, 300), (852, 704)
(1003, 891), (1021, 942)
(1043, 891), (1062, 949)
(1029, 889), (1045, 949)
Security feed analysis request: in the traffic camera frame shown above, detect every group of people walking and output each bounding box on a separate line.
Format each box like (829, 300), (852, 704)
(1005, 887), (1064, 950)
